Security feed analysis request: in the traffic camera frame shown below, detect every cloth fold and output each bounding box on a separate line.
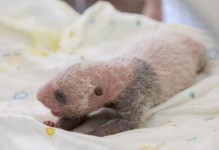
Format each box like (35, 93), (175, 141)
(0, 0), (219, 150)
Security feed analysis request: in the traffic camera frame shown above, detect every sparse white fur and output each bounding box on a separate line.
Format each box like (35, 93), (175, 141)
(124, 31), (206, 126)
(37, 31), (207, 135)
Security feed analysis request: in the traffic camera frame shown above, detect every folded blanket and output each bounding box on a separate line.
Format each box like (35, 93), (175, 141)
(0, 0), (219, 150)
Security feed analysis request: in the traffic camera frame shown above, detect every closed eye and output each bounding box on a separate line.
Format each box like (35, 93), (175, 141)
(54, 91), (66, 104)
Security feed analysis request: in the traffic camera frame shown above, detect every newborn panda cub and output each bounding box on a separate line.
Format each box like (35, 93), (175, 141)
(37, 31), (206, 137)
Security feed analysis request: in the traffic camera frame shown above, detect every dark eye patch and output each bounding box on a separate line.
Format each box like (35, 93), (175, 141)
(55, 91), (66, 104)
(94, 86), (103, 96)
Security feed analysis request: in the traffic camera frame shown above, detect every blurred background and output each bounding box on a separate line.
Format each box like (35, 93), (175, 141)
(62, 0), (205, 29)
(62, 0), (219, 41)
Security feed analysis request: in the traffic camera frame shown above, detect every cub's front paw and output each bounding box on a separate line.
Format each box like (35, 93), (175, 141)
(43, 120), (56, 127)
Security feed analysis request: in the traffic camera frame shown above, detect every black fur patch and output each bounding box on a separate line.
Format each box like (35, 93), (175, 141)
(112, 58), (161, 127)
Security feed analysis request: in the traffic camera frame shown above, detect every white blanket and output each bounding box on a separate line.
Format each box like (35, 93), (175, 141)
(0, 0), (219, 150)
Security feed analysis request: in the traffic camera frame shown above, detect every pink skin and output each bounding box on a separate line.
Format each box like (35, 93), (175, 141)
(37, 61), (134, 127)
(37, 31), (207, 136)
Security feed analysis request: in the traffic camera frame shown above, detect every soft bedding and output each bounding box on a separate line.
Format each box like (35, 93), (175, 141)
(0, 0), (219, 150)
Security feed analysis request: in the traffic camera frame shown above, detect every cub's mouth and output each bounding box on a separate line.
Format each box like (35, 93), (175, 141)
(51, 110), (63, 117)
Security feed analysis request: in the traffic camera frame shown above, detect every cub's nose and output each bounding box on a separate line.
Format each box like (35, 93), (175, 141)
(36, 82), (53, 103)
(36, 86), (45, 103)
(36, 82), (64, 111)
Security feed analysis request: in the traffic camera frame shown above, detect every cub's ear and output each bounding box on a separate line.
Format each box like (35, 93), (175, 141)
(80, 55), (92, 69)
(94, 86), (103, 96)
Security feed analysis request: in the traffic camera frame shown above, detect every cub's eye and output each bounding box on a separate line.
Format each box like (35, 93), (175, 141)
(55, 91), (66, 104)
(94, 86), (103, 96)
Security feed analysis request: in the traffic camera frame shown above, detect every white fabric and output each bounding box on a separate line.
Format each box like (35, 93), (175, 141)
(0, 0), (219, 150)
